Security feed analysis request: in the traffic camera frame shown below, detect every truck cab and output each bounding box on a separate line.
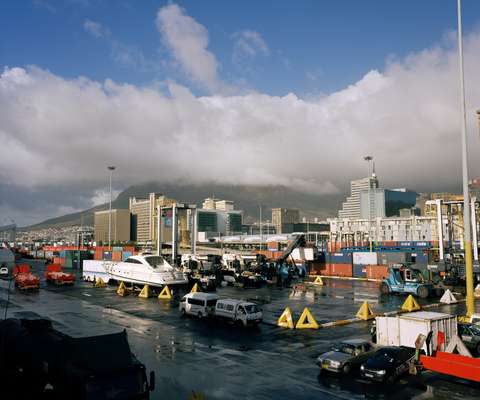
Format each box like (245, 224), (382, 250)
(380, 264), (432, 298)
(215, 299), (262, 327)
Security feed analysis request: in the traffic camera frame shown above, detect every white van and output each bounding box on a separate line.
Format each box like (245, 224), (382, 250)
(215, 299), (263, 327)
(179, 292), (219, 318)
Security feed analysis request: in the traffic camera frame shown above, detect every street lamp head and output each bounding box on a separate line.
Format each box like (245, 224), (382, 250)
(364, 156), (373, 162)
(108, 166), (116, 171)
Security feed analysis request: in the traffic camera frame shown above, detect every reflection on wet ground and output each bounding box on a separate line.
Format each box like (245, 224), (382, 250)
(0, 260), (479, 399)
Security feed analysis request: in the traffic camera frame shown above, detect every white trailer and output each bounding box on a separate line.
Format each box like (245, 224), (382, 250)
(376, 311), (457, 353)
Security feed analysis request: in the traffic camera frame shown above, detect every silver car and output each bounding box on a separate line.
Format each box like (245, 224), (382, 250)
(317, 339), (375, 374)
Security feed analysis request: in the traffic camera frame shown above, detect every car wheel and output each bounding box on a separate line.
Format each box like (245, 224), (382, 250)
(380, 282), (390, 295)
(342, 363), (351, 375)
(417, 286), (429, 298)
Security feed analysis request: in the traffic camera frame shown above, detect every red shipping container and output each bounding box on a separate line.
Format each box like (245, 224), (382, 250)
(308, 261), (326, 275)
(366, 265), (389, 280)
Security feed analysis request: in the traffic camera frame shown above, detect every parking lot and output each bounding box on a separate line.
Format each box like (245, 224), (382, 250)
(1, 260), (480, 399)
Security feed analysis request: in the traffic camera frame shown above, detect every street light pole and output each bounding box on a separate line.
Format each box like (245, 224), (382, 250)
(364, 156), (373, 252)
(107, 166), (116, 251)
(457, 0), (475, 317)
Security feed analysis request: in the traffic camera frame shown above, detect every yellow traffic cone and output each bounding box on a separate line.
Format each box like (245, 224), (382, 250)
(401, 294), (421, 312)
(138, 284), (152, 299)
(95, 277), (106, 288)
(158, 285), (173, 300)
(190, 283), (200, 293)
(277, 307), (295, 329)
(356, 301), (375, 320)
(295, 307), (319, 329)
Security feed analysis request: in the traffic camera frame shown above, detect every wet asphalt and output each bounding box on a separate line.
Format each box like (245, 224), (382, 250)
(1, 260), (480, 400)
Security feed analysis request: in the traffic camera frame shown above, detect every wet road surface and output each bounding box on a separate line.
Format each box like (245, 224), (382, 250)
(1, 260), (480, 399)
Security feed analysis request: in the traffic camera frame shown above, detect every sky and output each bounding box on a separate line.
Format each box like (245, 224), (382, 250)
(2, 0), (480, 226)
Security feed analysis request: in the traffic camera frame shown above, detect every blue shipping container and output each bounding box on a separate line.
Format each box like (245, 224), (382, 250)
(60, 250), (66, 258)
(103, 251), (112, 261)
(353, 264), (367, 278)
(122, 251), (132, 261)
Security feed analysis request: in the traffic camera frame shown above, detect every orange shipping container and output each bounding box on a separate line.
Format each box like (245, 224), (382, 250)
(112, 251), (122, 262)
(366, 265), (389, 280)
(327, 263), (352, 277)
(308, 261), (326, 275)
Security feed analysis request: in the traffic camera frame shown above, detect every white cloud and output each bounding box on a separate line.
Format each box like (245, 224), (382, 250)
(2, 30), (480, 222)
(233, 30), (270, 64)
(84, 19), (110, 39)
(156, 4), (231, 94)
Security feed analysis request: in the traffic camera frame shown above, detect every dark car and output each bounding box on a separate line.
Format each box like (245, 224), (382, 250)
(316, 339), (375, 374)
(458, 323), (480, 354)
(360, 346), (415, 384)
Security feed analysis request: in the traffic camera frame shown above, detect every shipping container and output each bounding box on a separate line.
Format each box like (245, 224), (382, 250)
(327, 252), (352, 264)
(122, 251), (132, 261)
(365, 265), (389, 280)
(103, 251), (112, 261)
(53, 257), (65, 266)
(324, 263), (352, 277)
(307, 261), (326, 275)
(267, 242), (279, 251)
(112, 251), (122, 262)
(113, 246), (123, 252)
(377, 252), (410, 266)
(352, 264), (367, 278)
(353, 252), (377, 265)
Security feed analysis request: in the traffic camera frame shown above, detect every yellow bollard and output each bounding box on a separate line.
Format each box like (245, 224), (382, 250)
(95, 277), (106, 288)
(295, 307), (319, 329)
(356, 301), (375, 320)
(401, 294), (421, 312)
(190, 283), (200, 293)
(313, 276), (324, 286)
(158, 285), (173, 300)
(116, 281), (129, 297)
(138, 284), (152, 299)
(277, 307), (295, 329)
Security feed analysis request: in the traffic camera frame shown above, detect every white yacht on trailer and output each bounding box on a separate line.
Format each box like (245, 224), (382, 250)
(83, 255), (188, 287)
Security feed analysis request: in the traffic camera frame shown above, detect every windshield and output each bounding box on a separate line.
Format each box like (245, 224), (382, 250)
(373, 350), (395, 363)
(244, 304), (259, 314)
(145, 256), (164, 268)
(469, 324), (480, 335)
(331, 343), (356, 355)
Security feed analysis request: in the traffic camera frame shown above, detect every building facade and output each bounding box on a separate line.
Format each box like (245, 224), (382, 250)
(197, 209), (243, 236)
(359, 188), (418, 219)
(94, 209), (131, 244)
(271, 208), (300, 234)
(129, 193), (175, 244)
(338, 176), (379, 219)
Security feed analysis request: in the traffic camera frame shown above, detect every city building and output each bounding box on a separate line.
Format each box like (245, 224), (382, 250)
(329, 216), (435, 244)
(338, 176), (379, 219)
(271, 208), (300, 234)
(94, 209), (131, 244)
(197, 209), (243, 237)
(201, 197), (235, 211)
(359, 188), (418, 219)
(129, 193), (176, 244)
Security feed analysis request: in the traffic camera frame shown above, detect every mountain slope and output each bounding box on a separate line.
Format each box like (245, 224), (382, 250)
(26, 182), (342, 229)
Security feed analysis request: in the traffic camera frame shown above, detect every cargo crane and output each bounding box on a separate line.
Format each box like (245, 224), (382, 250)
(273, 234), (306, 286)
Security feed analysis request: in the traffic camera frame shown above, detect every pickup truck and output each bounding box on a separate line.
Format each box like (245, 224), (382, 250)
(215, 299), (262, 327)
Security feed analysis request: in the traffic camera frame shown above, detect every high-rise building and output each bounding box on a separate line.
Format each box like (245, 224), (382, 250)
(94, 209), (131, 244)
(359, 188), (418, 219)
(271, 208), (300, 234)
(338, 176), (379, 219)
(201, 198), (235, 211)
(129, 193), (176, 244)
(196, 209), (243, 236)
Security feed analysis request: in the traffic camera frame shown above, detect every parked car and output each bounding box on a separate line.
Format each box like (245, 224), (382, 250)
(179, 292), (219, 318)
(360, 346), (416, 383)
(458, 323), (480, 354)
(316, 339), (375, 374)
(215, 299), (262, 327)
